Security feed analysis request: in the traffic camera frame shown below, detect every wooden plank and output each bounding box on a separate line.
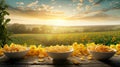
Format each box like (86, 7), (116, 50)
(0, 64), (113, 67)
(0, 55), (120, 67)
(0, 56), (102, 65)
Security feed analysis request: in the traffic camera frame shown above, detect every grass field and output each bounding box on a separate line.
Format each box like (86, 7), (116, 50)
(10, 31), (120, 46)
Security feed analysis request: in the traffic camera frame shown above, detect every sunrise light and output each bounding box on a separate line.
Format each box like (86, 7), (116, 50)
(49, 19), (66, 26)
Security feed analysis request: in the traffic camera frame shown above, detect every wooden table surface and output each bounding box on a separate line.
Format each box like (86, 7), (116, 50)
(0, 55), (120, 67)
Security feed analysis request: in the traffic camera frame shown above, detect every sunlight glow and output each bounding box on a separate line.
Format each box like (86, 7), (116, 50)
(9, 15), (120, 26)
(49, 19), (67, 26)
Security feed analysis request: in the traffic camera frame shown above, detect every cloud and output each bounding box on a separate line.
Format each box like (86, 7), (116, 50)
(66, 13), (120, 21)
(40, 4), (54, 11)
(111, 1), (120, 10)
(66, 10), (120, 21)
(16, 2), (24, 5)
(76, 6), (81, 10)
(7, 4), (65, 20)
(85, 5), (91, 11)
(27, 0), (38, 7)
(66, 1), (120, 22)
(76, 2), (84, 11)
(72, 0), (78, 2)
(74, 0), (120, 21)
(15, 1), (55, 12)
(17, 6), (25, 10)
(7, 0), (65, 20)
(93, 0), (104, 5)
(58, 5), (62, 8)
(7, 0), (120, 22)
(79, 0), (84, 3)
(89, 0), (94, 3)
(51, 0), (55, 1)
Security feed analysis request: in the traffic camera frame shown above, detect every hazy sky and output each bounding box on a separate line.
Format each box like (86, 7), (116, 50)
(5, 0), (120, 26)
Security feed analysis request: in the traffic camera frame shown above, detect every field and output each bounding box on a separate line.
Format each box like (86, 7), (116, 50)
(10, 31), (120, 46)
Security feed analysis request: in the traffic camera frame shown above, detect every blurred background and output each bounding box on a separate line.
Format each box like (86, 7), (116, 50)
(1, 0), (120, 46)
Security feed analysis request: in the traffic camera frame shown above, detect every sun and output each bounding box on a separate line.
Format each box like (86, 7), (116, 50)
(50, 19), (66, 26)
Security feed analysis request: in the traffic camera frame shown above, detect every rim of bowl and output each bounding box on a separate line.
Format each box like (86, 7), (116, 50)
(47, 48), (73, 53)
(88, 49), (116, 53)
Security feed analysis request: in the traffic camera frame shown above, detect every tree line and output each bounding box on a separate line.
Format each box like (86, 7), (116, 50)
(7, 23), (53, 34)
(7, 23), (120, 34)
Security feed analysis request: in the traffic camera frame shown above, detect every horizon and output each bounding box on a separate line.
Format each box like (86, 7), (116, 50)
(8, 23), (120, 27)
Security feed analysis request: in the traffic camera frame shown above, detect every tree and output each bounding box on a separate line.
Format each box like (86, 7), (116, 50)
(32, 27), (39, 33)
(0, 0), (11, 47)
(8, 23), (27, 34)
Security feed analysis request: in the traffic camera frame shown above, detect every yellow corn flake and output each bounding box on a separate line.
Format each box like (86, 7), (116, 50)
(110, 45), (116, 49)
(26, 44), (48, 58)
(116, 44), (120, 51)
(71, 59), (80, 65)
(72, 42), (89, 56)
(87, 43), (96, 51)
(95, 45), (114, 52)
(38, 54), (45, 58)
(38, 58), (44, 62)
(80, 57), (85, 61)
(116, 51), (120, 55)
(87, 44), (115, 52)
(3, 43), (27, 52)
(2, 42), (120, 58)
(30, 45), (37, 50)
(80, 56), (85, 61)
(0, 48), (3, 56)
(45, 45), (72, 53)
(87, 56), (93, 60)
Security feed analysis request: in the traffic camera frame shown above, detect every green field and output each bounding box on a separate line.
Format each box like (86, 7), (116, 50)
(10, 31), (120, 46)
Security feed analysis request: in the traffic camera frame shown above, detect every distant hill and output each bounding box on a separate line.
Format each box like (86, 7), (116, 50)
(7, 23), (120, 33)
(25, 24), (120, 33)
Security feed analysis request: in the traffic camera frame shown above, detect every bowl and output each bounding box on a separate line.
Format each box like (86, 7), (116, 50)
(4, 48), (29, 59)
(89, 50), (116, 60)
(47, 49), (73, 60)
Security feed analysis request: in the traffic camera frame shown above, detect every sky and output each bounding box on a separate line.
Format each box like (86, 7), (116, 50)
(5, 0), (120, 26)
